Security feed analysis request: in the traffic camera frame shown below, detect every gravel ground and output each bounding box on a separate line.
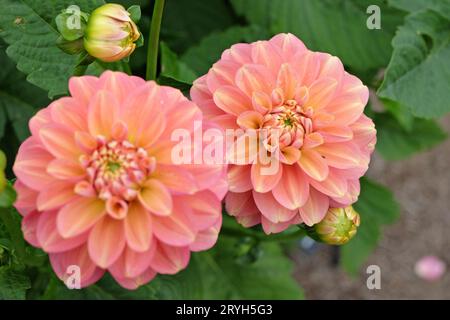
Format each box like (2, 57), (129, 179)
(292, 117), (450, 299)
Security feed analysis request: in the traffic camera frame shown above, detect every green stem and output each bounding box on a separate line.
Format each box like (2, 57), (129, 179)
(122, 61), (132, 75)
(146, 0), (165, 81)
(220, 226), (305, 243)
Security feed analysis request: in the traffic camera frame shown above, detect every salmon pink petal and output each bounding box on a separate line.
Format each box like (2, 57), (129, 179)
(150, 242), (190, 275)
(87, 90), (120, 138)
(124, 202), (153, 252)
(50, 97), (88, 132)
(57, 198), (106, 238)
(29, 108), (52, 139)
(302, 133), (324, 150)
(298, 149), (329, 181)
(225, 191), (259, 217)
(88, 216), (125, 268)
(237, 111), (263, 129)
(112, 268), (157, 290)
(235, 64), (274, 97)
(39, 123), (80, 159)
(251, 41), (283, 75)
(69, 76), (99, 106)
(318, 126), (353, 143)
(269, 33), (307, 59)
(309, 169), (348, 198)
(251, 161), (283, 193)
(272, 165), (309, 210)
(226, 43), (253, 64)
(261, 215), (300, 235)
(37, 180), (76, 211)
(22, 210), (40, 247)
(49, 244), (103, 288)
(318, 54), (344, 85)
(253, 191), (297, 223)
(153, 202), (196, 247)
(277, 63), (298, 100)
(121, 83), (166, 148)
(292, 51), (320, 86)
(299, 189), (329, 226)
(13, 138), (55, 190)
(316, 143), (361, 169)
(227, 164), (252, 192)
(138, 179), (172, 216)
(306, 77), (338, 110)
(213, 85), (251, 116)
(190, 216), (222, 252)
(207, 60), (240, 92)
(152, 165), (197, 194)
(98, 71), (138, 103)
(37, 211), (88, 253)
(177, 190), (221, 231)
(47, 158), (85, 180)
(14, 180), (38, 215)
(227, 132), (259, 165)
(109, 244), (156, 279)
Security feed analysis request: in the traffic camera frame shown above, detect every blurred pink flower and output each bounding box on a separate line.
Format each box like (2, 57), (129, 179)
(191, 33), (376, 234)
(415, 255), (446, 281)
(13, 71), (227, 289)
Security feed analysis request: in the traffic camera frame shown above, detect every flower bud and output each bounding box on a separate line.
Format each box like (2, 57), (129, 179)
(307, 206), (360, 245)
(84, 4), (141, 62)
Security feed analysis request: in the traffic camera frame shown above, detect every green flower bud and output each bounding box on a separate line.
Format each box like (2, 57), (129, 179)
(306, 206), (360, 245)
(84, 4), (141, 62)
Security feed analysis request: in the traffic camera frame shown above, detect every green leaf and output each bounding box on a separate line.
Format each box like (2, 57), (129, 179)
(0, 267), (30, 299)
(380, 98), (414, 131)
(378, 9), (450, 118)
(341, 178), (400, 275)
(127, 5), (141, 24)
(162, 0), (236, 53)
(388, 0), (450, 19)
(375, 112), (447, 160)
(153, 236), (304, 299)
(181, 25), (269, 76)
(230, 0), (404, 72)
(0, 0), (104, 98)
(159, 42), (197, 90)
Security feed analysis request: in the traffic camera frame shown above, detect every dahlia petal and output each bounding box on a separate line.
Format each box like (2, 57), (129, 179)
(98, 71), (137, 103)
(152, 165), (197, 194)
(47, 158), (85, 180)
(225, 191), (259, 217)
(50, 244), (103, 288)
(277, 63), (298, 100)
(318, 54), (344, 85)
(29, 108), (52, 139)
(292, 51), (320, 86)
(316, 143), (361, 169)
(227, 132), (259, 164)
(22, 210), (40, 247)
(189, 215), (221, 252)
(318, 126), (353, 143)
(299, 189), (329, 226)
(69, 76), (100, 106)
(227, 43), (253, 64)
(227, 164), (252, 192)
(87, 90), (120, 138)
(37, 211), (87, 253)
(121, 83), (167, 148)
(190, 76), (225, 118)
(272, 165), (309, 210)
(237, 111), (263, 129)
(251, 41), (283, 75)
(74, 131), (98, 153)
(253, 190), (297, 223)
(88, 216), (125, 268)
(39, 123), (80, 159)
(236, 213), (261, 228)
(261, 215), (300, 235)
(302, 132), (324, 150)
(112, 267), (157, 290)
(50, 97), (88, 132)
(177, 190), (221, 231)
(13, 138), (54, 190)
(210, 114), (239, 130)
(306, 77), (338, 110)
(37, 180), (76, 211)
(124, 202), (153, 252)
(153, 202), (196, 247)
(280, 146), (301, 164)
(57, 198), (106, 238)
(109, 244), (156, 280)
(207, 60), (240, 92)
(14, 180), (38, 216)
(252, 91), (272, 114)
(251, 161), (283, 193)
(213, 85), (251, 116)
(235, 64), (274, 97)
(150, 242), (190, 275)
(298, 149), (329, 181)
(269, 33), (307, 60)
(309, 169), (348, 198)
(138, 179), (172, 216)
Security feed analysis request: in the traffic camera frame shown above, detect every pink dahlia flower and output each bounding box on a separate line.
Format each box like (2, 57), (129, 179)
(13, 71), (227, 289)
(191, 33), (376, 234)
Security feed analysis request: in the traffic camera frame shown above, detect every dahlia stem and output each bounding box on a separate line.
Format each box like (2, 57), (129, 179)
(220, 226), (305, 243)
(146, 0), (165, 81)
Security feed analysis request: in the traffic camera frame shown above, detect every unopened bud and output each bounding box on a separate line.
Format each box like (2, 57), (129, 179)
(306, 206), (360, 245)
(83, 4), (141, 62)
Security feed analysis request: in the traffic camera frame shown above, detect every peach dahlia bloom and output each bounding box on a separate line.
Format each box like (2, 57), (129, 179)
(191, 33), (376, 234)
(13, 71), (227, 289)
